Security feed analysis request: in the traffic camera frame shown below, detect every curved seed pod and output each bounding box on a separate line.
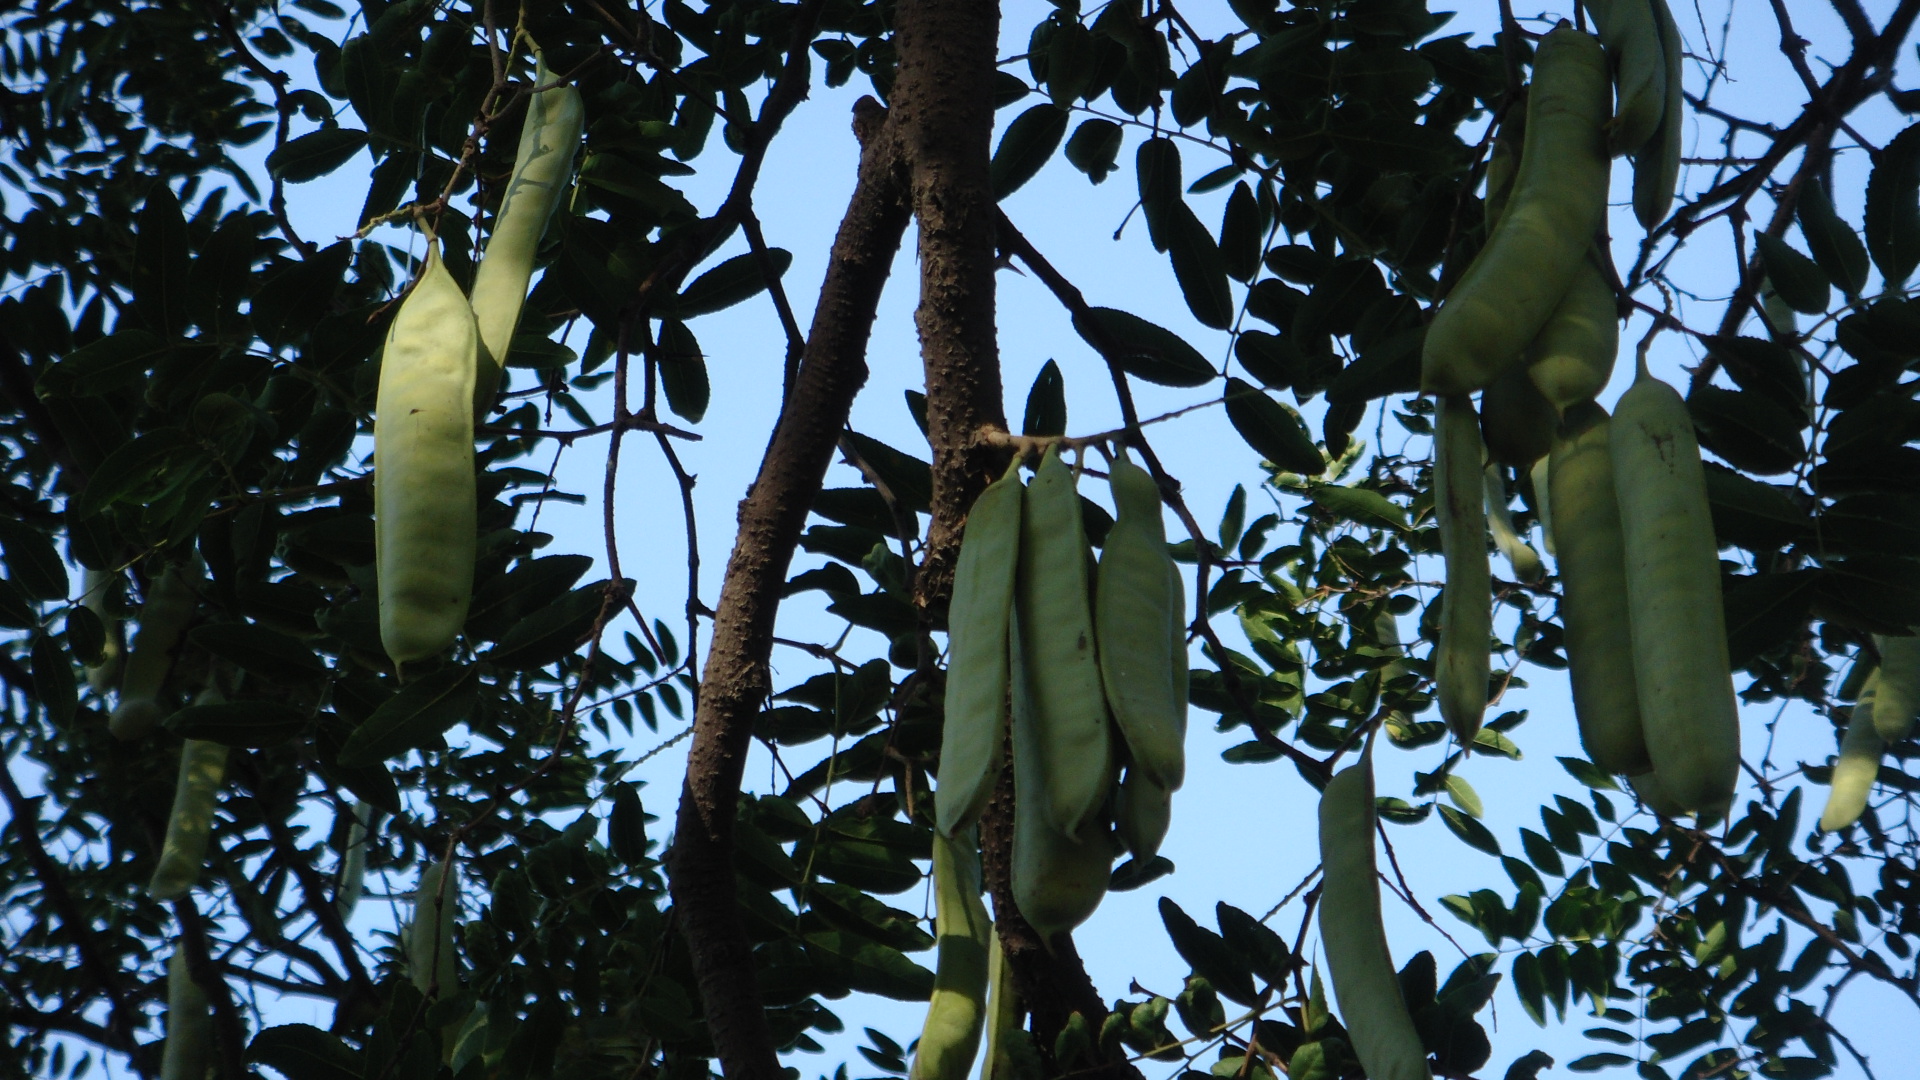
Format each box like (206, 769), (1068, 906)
(409, 855), (461, 997)
(1318, 750), (1434, 1080)
(1525, 250), (1620, 412)
(1588, 0), (1668, 155)
(1631, 0), (1685, 229)
(1481, 366), (1558, 469)
(909, 829), (992, 1080)
(936, 464), (1024, 836)
(1548, 404), (1651, 776)
(1871, 634), (1920, 743)
(1484, 465), (1544, 583)
(110, 561), (200, 740)
(1434, 395), (1490, 744)
(470, 48), (586, 417)
(337, 800), (376, 919)
(1820, 673), (1884, 832)
(148, 731), (230, 901)
(1009, 618), (1115, 946)
(982, 934), (1020, 1080)
(81, 568), (126, 694)
(1096, 453), (1185, 790)
(1611, 364), (1740, 812)
(1115, 768), (1173, 862)
(1015, 446), (1115, 839)
(1627, 768), (1690, 818)
(1423, 26), (1611, 395)
(376, 240), (479, 673)
(161, 945), (213, 1080)
(1530, 456), (1556, 557)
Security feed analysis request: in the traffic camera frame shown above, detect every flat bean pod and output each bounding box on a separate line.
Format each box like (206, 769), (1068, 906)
(1434, 395), (1490, 744)
(1423, 26), (1611, 395)
(1548, 404), (1651, 776)
(375, 241), (479, 672)
(1318, 752), (1434, 1080)
(1095, 453), (1185, 790)
(470, 49), (585, 417)
(936, 464), (1023, 836)
(1014, 446), (1115, 839)
(110, 561), (200, 740)
(1871, 633), (1920, 743)
(1820, 672), (1884, 832)
(910, 829), (992, 1080)
(161, 945), (213, 1080)
(148, 732), (229, 901)
(1611, 366), (1740, 812)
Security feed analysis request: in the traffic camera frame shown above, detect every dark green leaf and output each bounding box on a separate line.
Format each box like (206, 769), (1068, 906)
(266, 128), (370, 183)
(1216, 902), (1292, 987)
(0, 520), (67, 601)
(190, 623), (328, 682)
(1701, 463), (1810, 551)
(1157, 896), (1258, 1005)
(1756, 234), (1831, 315)
(466, 555), (595, 642)
(803, 932), (935, 1001)
(487, 580), (633, 670)
(337, 665), (479, 766)
(36, 330), (168, 399)
(249, 1023), (363, 1080)
(1220, 181), (1264, 283)
(844, 433), (933, 513)
(1689, 385), (1806, 475)
(1725, 571), (1818, 666)
(673, 248), (792, 318)
(1064, 119), (1123, 184)
(1136, 138), (1183, 252)
(1224, 378), (1324, 476)
(165, 701), (309, 747)
(1797, 176), (1869, 297)
(132, 185), (191, 336)
(1166, 202), (1234, 329)
(1439, 804), (1501, 856)
(1865, 123), (1920, 288)
(30, 635), (76, 725)
(1075, 307), (1216, 387)
(991, 105), (1069, 199)
(1023, 360), (1066, 437)
(658, 319), (709, 423)
(1307, 483), (1406, 529)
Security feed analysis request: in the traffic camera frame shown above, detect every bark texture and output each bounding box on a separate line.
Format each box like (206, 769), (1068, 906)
(667, 111), (911, 1080)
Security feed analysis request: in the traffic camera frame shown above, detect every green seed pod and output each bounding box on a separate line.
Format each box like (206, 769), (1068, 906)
(982, 935), (1021, 1080)
(1317, 750), (1434, 1080)
(110, 561), (200, 740)
(1871, 633), (1920, 743)
(1587, 0), (1668, 155)
(1631, 0), (1685, 229)
(1015, 446), (1116, 840)
(1627, 768), (1690, 818)
(161, 945), (213, 1080)
(375, 240), (480, 673)
(408, 855), (461, 997)
(1009, 619), (1115, 946)
(148, 733), (230, 902)
(1095, 453), (1186, 790)
(1820, 675), (1884, 832)
(1611, 365), (1740, 812)
(1548, 404), (1651, 776)
(1480, 366), (1558, 469)
(1484, 465), (1544, 584)
(470, 48), (586, 417)
(937, 464), (1024, 837)
(1524, 251), (1619, 412)
(1423, 26), (1611, 395)
(909, 829), (993, 1080)
(1529, 456), (1556, 557)
(1434, 395), (1490, 744)
(81, 568), (126, 694)
(1115, 768), (1173, 862)
(337, 800), (375, 920)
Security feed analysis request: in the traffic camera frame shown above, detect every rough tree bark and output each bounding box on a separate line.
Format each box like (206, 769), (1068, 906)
(667, 106), (912, 1080)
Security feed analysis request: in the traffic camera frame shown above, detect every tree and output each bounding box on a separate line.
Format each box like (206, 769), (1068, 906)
(2, 1), (1918, 1079)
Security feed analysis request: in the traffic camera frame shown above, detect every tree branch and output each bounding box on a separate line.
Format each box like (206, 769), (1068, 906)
(666, 98), (912, 1080)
